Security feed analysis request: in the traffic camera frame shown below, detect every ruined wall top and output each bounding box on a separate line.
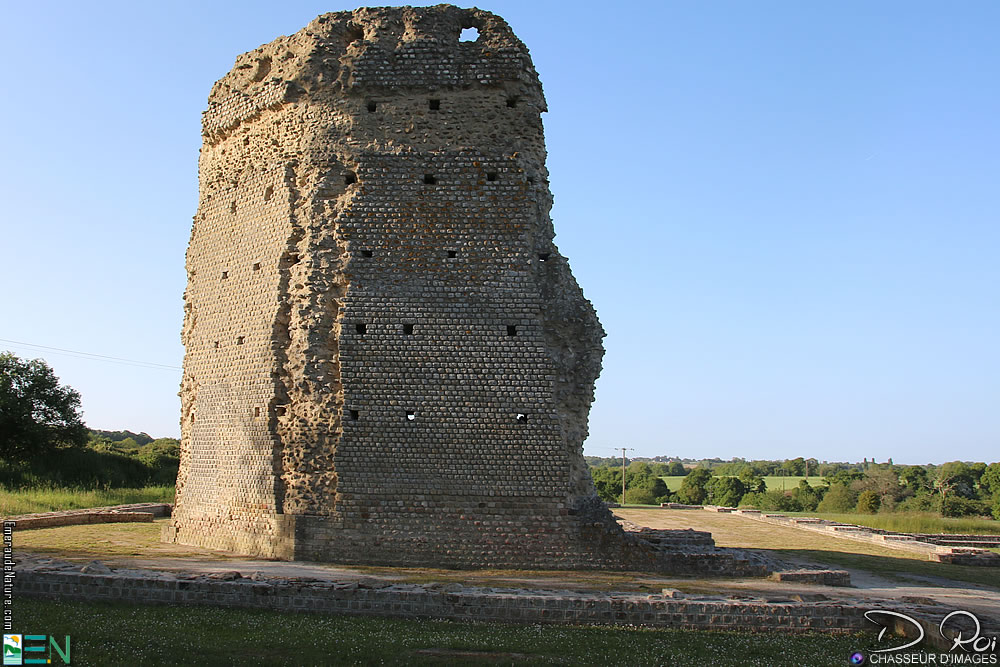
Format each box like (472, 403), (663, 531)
(203, 5), (544, 140)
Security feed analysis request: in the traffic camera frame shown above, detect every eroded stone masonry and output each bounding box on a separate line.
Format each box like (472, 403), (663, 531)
(165, 5), (747, 574)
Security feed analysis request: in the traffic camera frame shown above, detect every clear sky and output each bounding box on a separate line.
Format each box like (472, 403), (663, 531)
(1, 1), (997, 465)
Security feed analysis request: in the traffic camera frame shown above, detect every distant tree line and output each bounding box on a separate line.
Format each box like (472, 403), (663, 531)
(0, 429), (180, 490)
(589, 457), (1000, 520)
(0, 352), (179, 489)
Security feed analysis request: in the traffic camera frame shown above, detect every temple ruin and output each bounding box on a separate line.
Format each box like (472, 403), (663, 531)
(164, 5), (758, 575)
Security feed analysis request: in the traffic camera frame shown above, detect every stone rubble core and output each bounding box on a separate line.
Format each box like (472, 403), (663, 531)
(163, 4), (748, 574)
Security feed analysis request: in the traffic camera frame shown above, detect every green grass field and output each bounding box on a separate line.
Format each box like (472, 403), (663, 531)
(0, 485), (175, 517)
(781, 511), (1000, 535)
(659, 475), (826, 492)
(15, 597), (881, 666)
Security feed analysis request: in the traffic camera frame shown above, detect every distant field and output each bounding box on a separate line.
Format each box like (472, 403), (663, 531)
(659, 475), (826, 492)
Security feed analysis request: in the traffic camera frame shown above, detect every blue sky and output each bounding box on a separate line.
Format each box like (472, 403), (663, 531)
(1, 1), (997, 464)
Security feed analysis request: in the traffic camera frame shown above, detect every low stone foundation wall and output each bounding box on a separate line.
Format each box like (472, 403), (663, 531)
(5, 504), (172, 531)
(16, 567), (870, 634)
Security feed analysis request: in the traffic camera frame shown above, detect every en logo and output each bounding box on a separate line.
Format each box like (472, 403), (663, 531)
(2, 634), (70, 665)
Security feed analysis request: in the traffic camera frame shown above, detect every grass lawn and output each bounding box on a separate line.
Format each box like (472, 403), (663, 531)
(614, 509), (1000, 589)
(659, 476), (827, 492)
(778, 511), (1000, 536)
(0, 486), (174, 517)
(14, 597), (880, 666)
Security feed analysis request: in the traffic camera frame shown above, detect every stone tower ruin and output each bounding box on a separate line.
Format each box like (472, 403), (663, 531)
(165, 5), (756, 574)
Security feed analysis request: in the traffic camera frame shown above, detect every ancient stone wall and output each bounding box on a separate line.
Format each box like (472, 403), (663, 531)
(165, 5), (679, 570)
(15, 567), (873, 636)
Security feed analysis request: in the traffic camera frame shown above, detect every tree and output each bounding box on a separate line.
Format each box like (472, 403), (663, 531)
(825, 468), (864, 487)
(667, 461), (686, 476)
(677, 468), (712, 505)
(738, 467), (766, 493)
(899, 466), (931, 494)
(782, 457), (806, 476)
(857, 466), (901, 508)
(0, 352), (87, 459)
(706, 476), (746, 507)
(980, 463), (1000, 499)
(935, 462), (976, 502)
(856, 490), (881, 514)
(589, 466), (623, 503)
(817, 483), (858, 513)
(791, 479), (820, 512)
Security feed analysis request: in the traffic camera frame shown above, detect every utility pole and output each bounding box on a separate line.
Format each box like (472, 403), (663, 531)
(620, 447), (633, 504)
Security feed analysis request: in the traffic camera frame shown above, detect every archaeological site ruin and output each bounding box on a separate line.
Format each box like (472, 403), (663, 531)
(165, 5), (757, 575)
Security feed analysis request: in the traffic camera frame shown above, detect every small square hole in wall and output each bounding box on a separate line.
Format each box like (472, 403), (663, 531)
(366, 100), (377, 112)
(221, 271), (229, 279)
(344, 172), (357, 185)
(486, 172), (497, 182)
(460, 26), (479, 42)
(254, 407), (261, 418)
(447, 250), (457, 258)
(264, 185), (274, 201)
(349, 409), (359, 421)
(346, 23), (364, 44)
(429, 99), (440, 110)
(406, 411), (416, 421)
(506, 97), (518, 108)
(537, 253), (550, 262)
(516, 413), (528, 423)
(253, 262), (261, 271)
(275, 405), (287, 416)
(213, 341), (220, 349)
(360, 249), (373, 258)
(507, 325), (517, 337)
(230, 201), (237, 214)
(287, 253), (300, 265)
(403, 323), (414, 335)
(424, 174), (437, 185)
(356, 323), (367, 335)
(236, 336), (245, 345)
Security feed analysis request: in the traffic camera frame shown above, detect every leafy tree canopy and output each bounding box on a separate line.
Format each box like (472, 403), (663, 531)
(0, 352), (87, 459)
(677, 468), (712, 505)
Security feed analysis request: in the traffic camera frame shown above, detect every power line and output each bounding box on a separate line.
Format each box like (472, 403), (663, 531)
(0, 337), (181, 371)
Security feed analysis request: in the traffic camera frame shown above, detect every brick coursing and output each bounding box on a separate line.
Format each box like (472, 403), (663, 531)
(167, 5), (744, 574)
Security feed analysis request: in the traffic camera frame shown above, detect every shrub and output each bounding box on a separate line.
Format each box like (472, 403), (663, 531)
(817, 483), (858, 513)
(941, 495), (993, 518)
(856, 490), (881, 514)
(739, 489), (800, 512)
(896, 493), (939, 513)
(623, 488), (657, 505)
